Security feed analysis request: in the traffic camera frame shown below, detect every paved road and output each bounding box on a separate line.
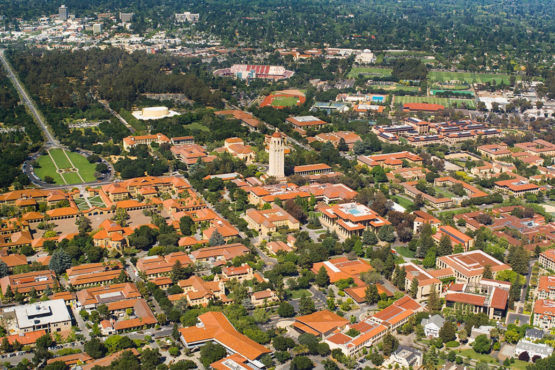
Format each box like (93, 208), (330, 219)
(0, 49), (59, 146)
(98, 99), (136, 134)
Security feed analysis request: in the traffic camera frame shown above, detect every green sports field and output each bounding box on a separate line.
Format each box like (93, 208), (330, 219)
(271, 96), (299, 107)
(348, 67), (392, 79)
(34, 148), (97, 185)
(394, 95), (476, 109)
(428, 71), (516, 85)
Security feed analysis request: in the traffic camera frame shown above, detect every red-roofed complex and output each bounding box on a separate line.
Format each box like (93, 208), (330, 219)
(314, 131), (361, 150)
(537, 276), (555, 300)
(179, 312), (271, 367)
(515, 140), (555, 156)
(287, 116), (327, 129)
(312, 257), (373, 286)
(318, 202), (390, 239)
(357, 151), (422, 169)
(293, 310), (349, 337)
(190, 243), (249, 266)
(534, 299), (555, 330)
(136, 252), (192, 278)
(433, 225), (474, 251)
(494, 178), (540, 196)
(123, 133), (170, 151)
(215, 110), (262, 131)
(76, 282), (141, 310)
(244, 205), (300, 237)
(445, 279), (510, 319)
(540, 249), (555, 271)
(0, 270), (58, 296)
(214, 64), (294, 81)
(437, 250), (511, 285)
(399, 262), (442, 301)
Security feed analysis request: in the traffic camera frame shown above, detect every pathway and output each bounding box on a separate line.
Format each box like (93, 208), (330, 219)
(62, 148), (86, 183)
(98, 98), (135, 133)
(0, 49), (59, 146)
(47, 149), (68, 185)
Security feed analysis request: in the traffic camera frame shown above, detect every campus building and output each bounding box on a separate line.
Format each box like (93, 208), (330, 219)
(179, 312), (271, 368)
(533, 299), (555, 330)
(1, 299), (71, 334)
(318, 202), (390, 239)
(244, 205), (300, 237)
(436, 250), (511, 285)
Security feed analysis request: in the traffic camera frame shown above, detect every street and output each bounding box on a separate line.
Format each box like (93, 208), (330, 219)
(0, 49), (59, 147)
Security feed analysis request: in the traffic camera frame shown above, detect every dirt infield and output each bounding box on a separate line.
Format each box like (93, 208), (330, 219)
(260, 89), (306, 109)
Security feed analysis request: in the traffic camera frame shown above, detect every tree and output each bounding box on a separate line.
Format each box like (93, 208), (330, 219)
(49, 249), (72, 275)
(84, 338), (107, 359)
(472, 334), (491, 354)
(33, 334), (53, 365)
(422, 248), (436, 268)
(140, 348), (162, 369)
(362, 229), (378, 245)
(438, 234), (452, 256)
(299, 294), (315, 315)
(291, 356), (314, 370)
(377, 225), (395, 242)
(410, 277), (419, 298)
(337, 138), (348, 152)
(508, 246), (529, 275)
(0, 261), (8, 278)
(278, 302), (295, 317)
(252, 308), (270, 324)
(382, 333), (399, 356)
(315, 266), (330, 287)
(209, 230), (225, 246)
(395, 266), (406, 290)
(365, 284), (380, 304)
(273, 336), (295, 351)
(171, 260), (193, 284)
(439, 321), (457, 343)
(483, 265), (493, 279)
(427, 286), (441, 313)
(200, 342), (226, 368)
(179, 215), (195, 236)
(76, 216), (92, 235)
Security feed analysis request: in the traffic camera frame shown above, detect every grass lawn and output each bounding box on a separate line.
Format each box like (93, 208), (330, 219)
(89, 195), (106, 208)
(368, 83), (420, 92)
(62, 172), (83, 185)
(271, 96), (299, 107)
(74, 198), (89, 211)
(49, 148), (72, 169)
(458, 349), (498, 364)
(428, 71), (516, 85)
(185, 121), (210, 132)
(394, 95), (476, 109)
(67, 151), (97, 182)
(348, 67), (392, 78)
(120, 108), (147, 133)
(392, 195), (414, 209)
(34, 155), (64, 185)
(511, 360), (531, 369)
(395, 246), (415, 258)
(290, 289), (312, 299)
(34, 148), (98, 185)
(434, 186), (456, 198)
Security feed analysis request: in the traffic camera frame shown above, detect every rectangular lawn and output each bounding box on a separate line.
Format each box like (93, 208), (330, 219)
(49, 148), (72, 169)
(62, 172), (83, 185)
(271, 96), (299, 107)
(348, 67), (392, 79)
(428, 71), (515, 85)
(67, 151), (97, 182)
(35, 155), (64, 185)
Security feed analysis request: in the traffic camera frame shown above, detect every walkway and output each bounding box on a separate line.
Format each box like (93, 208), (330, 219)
(62, 149), (85, 183)
(0, 49), (59, 146)
(47, 149), (67, 185)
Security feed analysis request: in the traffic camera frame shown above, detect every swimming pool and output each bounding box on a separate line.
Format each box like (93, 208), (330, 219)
(371, 96), (384, 102)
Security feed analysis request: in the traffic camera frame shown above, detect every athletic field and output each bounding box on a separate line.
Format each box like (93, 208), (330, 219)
(394, 95), (476, 109)
(348, 67), (392, 79)
(34, 148), (97, 185)
(428, 71), (516, 85)
(271, 96), (299, 107)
